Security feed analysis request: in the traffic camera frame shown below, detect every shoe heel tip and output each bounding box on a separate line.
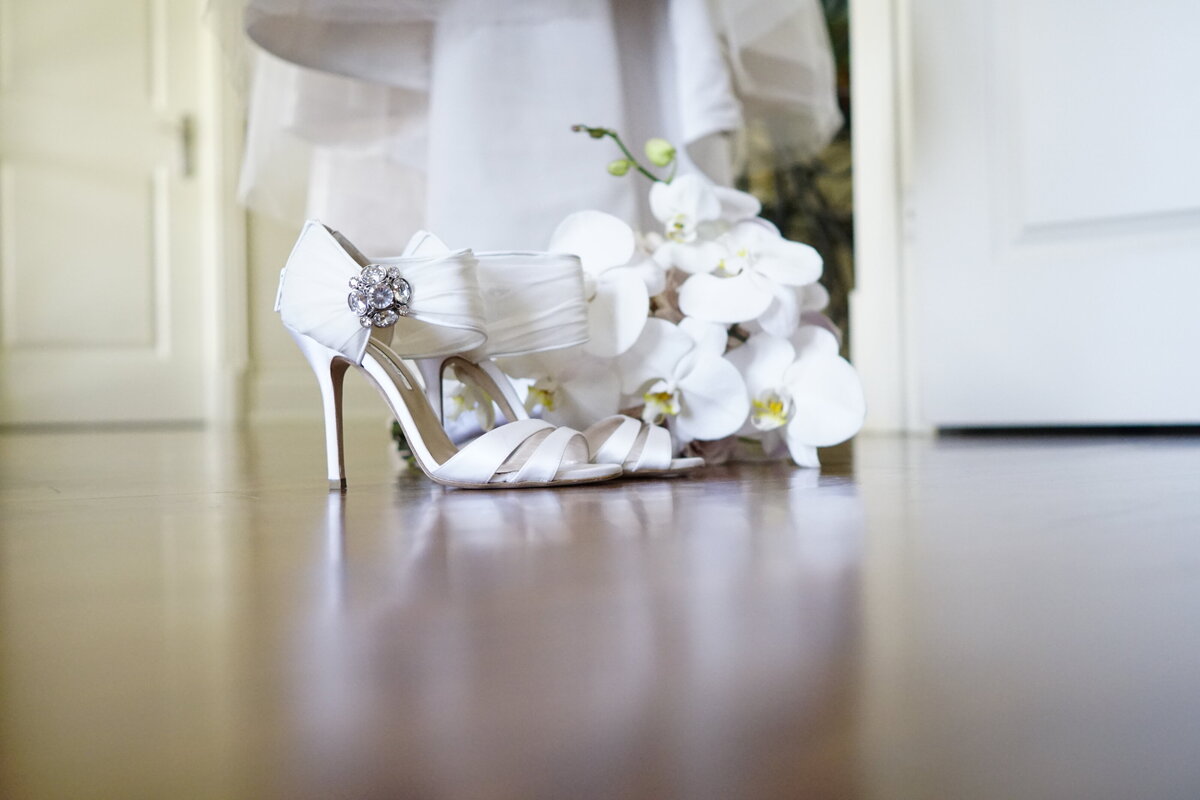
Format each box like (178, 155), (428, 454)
(328, 478), (347, 492)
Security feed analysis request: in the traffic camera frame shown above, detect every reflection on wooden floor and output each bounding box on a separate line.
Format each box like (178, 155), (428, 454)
(1, 424), (1198, 799)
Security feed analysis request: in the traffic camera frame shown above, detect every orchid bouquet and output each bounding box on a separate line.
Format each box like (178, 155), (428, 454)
(434, 126), (866, 467)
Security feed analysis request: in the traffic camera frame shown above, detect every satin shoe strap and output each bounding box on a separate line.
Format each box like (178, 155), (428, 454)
(431, 418), (589, 484)
(388, 231), (590, 359)
(631, 424), (674, 471)
(469, 252), (589, 358)
(511, 426), (589, 484)
(584, 415), (675, 471)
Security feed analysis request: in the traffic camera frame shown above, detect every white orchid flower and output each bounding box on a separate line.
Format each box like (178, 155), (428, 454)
(726, 327), (866, 467)
(790, 283), (846, 344)
(677, 219), (824, 327)
(712, 185), (763, 224)
(650, 173), (719, 244)
(549, 211), (653, 358)
(498, 346), (621, 431)
(633, 231), (669, 296)
(618, 317), (749, 444)
(649, 174), (764, 274)
(648, 174), (724, 273)
(752, 278), (835, 339)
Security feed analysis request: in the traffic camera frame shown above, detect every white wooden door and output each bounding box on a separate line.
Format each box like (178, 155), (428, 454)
(0, 0), (205, 424)
(910, 0), (1200, 426)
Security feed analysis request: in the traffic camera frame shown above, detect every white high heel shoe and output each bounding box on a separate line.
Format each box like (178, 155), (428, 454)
(276, 221), (622, 489)
(376, 231), (705, 478)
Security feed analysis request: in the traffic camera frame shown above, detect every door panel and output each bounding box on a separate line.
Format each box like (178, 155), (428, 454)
(913, 0), (1200, 425)
(0, 0), (203, 424)
(5, 162), (159, 347)
(1013, 4), (1200, 227)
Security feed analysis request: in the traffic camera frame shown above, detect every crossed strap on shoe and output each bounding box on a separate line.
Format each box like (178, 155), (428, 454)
(432, 418), (595, 485)
(582, 415), (676, 472)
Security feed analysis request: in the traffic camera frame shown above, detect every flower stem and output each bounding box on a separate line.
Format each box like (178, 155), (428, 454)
(572, 124), (662, 183)
(609, 132), (661, 183)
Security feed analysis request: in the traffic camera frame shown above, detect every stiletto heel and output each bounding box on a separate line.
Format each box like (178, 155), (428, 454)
(290, 330), (350, 490)
(276, 220), (622, 489)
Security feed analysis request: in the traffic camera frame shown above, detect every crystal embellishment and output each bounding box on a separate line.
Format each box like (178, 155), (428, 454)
(347, 263), (412, 328)
(370, 284), (394, 309)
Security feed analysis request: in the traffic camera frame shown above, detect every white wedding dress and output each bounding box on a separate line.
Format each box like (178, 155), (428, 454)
(226, 0), (842, 253)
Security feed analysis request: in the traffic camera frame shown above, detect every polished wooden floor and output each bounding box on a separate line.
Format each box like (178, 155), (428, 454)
(1, 424), (1198, 799)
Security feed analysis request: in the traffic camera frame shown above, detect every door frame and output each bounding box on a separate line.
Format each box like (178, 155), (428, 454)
(848, 0), (923, 432)
(198, 18), (248, 425)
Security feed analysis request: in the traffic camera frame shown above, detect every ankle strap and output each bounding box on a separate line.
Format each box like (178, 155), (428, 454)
(277, 221), (487, 364)
(471, 251), (588, 358)
(391, 231), (589, 358)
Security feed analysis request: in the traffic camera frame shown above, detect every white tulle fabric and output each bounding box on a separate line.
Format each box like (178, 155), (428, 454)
(393, 231), (590, 358)
(276, 220), (486, 363)
(432, 418), (592, 484)
(583, 415), (675, 472)
(215, 0), (842, 251)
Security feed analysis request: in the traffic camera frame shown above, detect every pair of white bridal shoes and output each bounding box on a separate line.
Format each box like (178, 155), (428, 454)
(277, 221), (702, 489)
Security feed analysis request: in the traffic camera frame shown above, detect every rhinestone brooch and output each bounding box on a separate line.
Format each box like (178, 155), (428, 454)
(347, 264), (412, 328)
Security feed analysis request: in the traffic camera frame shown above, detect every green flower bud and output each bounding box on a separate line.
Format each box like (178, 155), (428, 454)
(644, 137), (676, 166)
(607, 158), (632, 176)
(571, 124), (609, 139)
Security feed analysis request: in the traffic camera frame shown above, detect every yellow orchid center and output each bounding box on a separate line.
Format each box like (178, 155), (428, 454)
(526, 378), (558, 413)
(750, 389), (793, 431)
(667, 214), (692, 243)
(716, 246), (751, 278)
(642, 382), (681, 425)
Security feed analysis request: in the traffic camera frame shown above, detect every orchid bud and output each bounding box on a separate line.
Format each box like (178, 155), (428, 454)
(571, 124), (609, 139)
(607, 158), (632, 176)
(644, 137), (676, 166)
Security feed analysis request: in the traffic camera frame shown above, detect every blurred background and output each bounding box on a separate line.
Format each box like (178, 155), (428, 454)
(1, 0), (1196, 432)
